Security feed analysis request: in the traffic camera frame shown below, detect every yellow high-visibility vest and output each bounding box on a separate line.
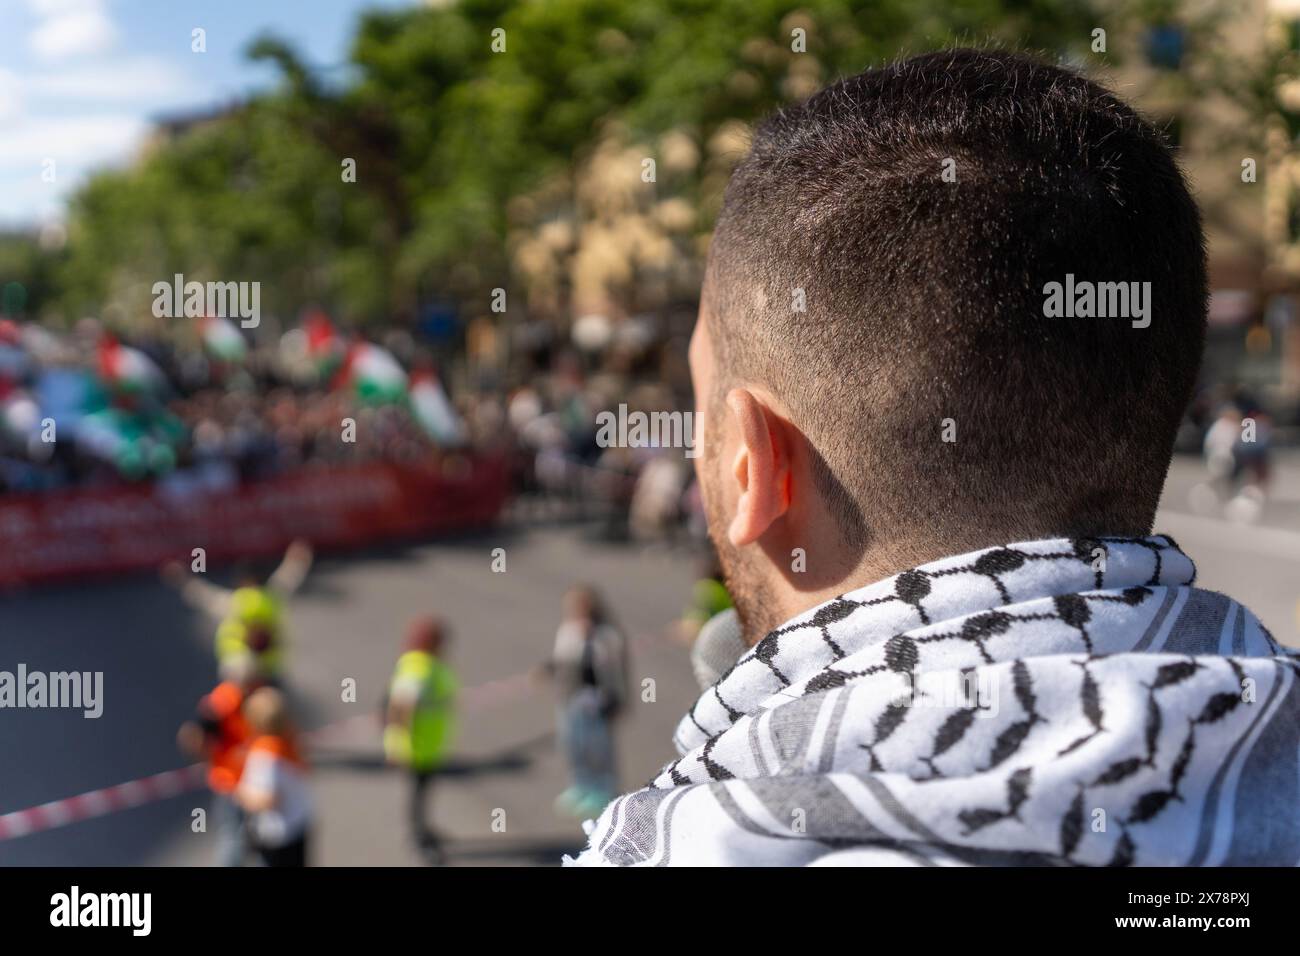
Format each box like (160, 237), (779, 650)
(383, 650), (457, 770)
(215, 587), (284, 676)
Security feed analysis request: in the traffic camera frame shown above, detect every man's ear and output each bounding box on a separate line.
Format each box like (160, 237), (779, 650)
(725, 387), (793, 547)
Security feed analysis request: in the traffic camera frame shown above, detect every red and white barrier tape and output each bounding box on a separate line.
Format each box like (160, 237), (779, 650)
(0, 710), (382, 844)
(0, 764), (206, 842)
(0, 632), (667, 842)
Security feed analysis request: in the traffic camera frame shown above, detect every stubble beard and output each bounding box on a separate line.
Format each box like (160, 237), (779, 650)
(700, 413), (781, 646)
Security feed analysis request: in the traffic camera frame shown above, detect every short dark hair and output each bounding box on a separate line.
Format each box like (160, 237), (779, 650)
(706, 48), (1206, 559)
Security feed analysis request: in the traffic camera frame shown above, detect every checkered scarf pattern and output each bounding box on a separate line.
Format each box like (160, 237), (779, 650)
(567, 535), (1300, 866)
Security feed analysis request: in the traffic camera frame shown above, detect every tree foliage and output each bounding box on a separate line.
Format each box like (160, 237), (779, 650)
(44, 0), (1105, 329)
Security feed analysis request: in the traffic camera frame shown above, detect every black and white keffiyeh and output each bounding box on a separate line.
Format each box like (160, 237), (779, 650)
(567, 535), (1300, 866)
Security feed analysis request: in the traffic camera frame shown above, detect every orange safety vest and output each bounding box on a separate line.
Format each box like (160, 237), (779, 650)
(204, 681), (251, 793)
(247, 733), (306, 769)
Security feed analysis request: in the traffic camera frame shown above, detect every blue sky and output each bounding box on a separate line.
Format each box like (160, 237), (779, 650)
(0, 0), (416, 228)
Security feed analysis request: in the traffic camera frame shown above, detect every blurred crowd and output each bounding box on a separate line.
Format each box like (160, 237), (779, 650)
(170, 389), (442, 487)
(11, 306), (1282, 540)
(0, 308), (710, 545)
(0, 313), (470, 495)
(482, 316), (707, 545)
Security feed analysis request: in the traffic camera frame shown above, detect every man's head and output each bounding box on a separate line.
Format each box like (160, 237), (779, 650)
(690, 49), (1207, 641)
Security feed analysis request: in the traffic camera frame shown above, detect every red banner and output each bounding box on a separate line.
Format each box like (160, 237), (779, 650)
(0, 454), (509, 587)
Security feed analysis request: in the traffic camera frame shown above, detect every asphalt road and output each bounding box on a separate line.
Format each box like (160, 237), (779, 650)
(0, 451), (1296, 866)
(1157, 449), (1300, 651)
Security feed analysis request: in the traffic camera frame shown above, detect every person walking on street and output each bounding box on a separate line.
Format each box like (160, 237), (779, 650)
(542, 586), (628, 820)
(236, 686), (314, 867)
(177, 654), (260, 867)
(383, 617), (458, 864)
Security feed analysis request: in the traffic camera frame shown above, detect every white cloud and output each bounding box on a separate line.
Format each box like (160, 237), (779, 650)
(27, 0), (117, 60)
(25, 58), (198, 102)
(0, 111), (149, 225)
(26, 0), (102, 13)
(0, 70), (23, 122)
(0, 113), (147, 172)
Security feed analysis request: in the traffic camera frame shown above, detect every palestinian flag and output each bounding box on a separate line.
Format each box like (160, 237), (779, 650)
(303, 309), (345, 378)
(409, 370), (466, 446)
(97, 337), (166, 395)
(200, 315), (247, 363)
(340, 341), (408, 405)
(75, 407), (181, 479)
